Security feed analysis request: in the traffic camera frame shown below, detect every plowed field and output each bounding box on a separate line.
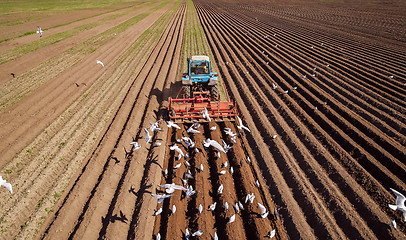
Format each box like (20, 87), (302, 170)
(0, 0), (405, 239)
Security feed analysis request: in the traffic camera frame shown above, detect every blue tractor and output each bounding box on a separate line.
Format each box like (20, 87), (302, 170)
(182, 55), (219, 100)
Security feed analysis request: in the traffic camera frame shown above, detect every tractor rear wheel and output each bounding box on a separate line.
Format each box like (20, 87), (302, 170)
(184, 85), (191, 98)
(210, 85), (219, 100)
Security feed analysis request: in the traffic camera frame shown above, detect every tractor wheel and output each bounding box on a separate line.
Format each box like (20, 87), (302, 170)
(210, 85), (219, 100)
(184, 85), (191, 98)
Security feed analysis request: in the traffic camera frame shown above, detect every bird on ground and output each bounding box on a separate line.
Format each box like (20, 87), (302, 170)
(274, 207), (279, 219)
(223, 141), (233, 153)
(156, 233), (161, 240)
(219, 170), (226, 175)
(200, 164), (204, 172)
(199, 204), (203, 214)
(167, 121), (181, 129)
(0, 176), (12, 194)
(292, 86), (297, 90)
(389, 75), (394, 79)
(272, 83), (277, 90)
(203, 138), (226, 153)
(266, 62), (269, 65)
(283, 90), (289, 94)
(266, 229), (276, 238)
(185, 228), (190, 239)
(174, 163), (182, 169)
(192, 120), (200, 129)
(153, 142), (161, 147)
(172, 205), (176, 214)
(187, 125), (200, 134)
(96, 60), (104, 67)
(258, 202), (269, 218)
(192, 230), (203, 237)
(130, 141), (141, 151)
(222, 161), (228, 168)
(150, 122), (163, 132)
(151, 194), (174, 204)
(170, 144), (184, 160)
(214, 232), (218, 240)
(163, 169), (168, 176)
(235, 202), (240, 213)
(230, 167), (234, 174)
(154, 207), (163, 216)
(301, 75), (306, 79)
(237, 116), (251, 132)
(208, 202), (217, 211)
(144, 128), (151, 143)
(195, 148), (200, 153)
(326, 64), (330, 68)
(389, 188), (406, 221)
(185, 161), (190, 167)
(256, 180), (260, 188)
(218, 184), (224, 194)
(228, 214), (236, 223)
(36, 26), (43, 37)
(225, 202), (229, 211)
(272, 134), (278, 139)
(202, 107), (211, 122)
(210, 126), (217, 131)
(391, 219), (397, 229)
(238, 201), (244, 210)
(247, 156), (251, 163)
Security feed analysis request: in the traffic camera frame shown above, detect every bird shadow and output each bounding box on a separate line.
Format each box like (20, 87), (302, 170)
(101, 210), (128, 224)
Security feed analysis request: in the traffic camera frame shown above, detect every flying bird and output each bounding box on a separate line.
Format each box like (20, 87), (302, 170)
(203, 138), (226, 153)
(167, 121), (181, 129)
(222, 141), (233, 153)
(144, 128), (151, 143)
(150, 121), (163, 132)
(202, 107), (211, 122)
(389, 188), (406, 221)
(96, 60), (104, 67)
(36, 26), (43, 37)
(159, 183), (187, 193)
(151, 194), (173, 204)
(186, 185), (196, 198)
(272, 83), (278, 90)
(170, 144), (184, 160)
(222, 161), (228, 168)
(258, 202), (269, 218)
(130, 141), (141, 151)
(0, 176), (12, 194)
(185, 228), (190, 239)
(192, 120), (201, 129)
(245, 193), (255, 204)
(187, 125), (200, 134)
(237, 116), (250, 132)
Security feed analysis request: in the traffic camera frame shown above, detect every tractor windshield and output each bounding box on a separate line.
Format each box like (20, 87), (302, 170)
(190, 61), (210, 75)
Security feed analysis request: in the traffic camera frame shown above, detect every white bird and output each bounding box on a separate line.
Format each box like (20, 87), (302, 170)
(153, 142), (161, 147)
(208, 202), (217, 211)
(164, 169), (168, 176)
(222, 161), (228, 168)
(238, 201), (244, 210)
(230, 167), (234, 174)
(222, 141), (233, 153)
(266, 229), (276, 238)
(159, 183), (187, 192)
(186, 185), (196, 198)
(185, 228), (190, 239)
(199, 204), (203, 214)
(185, 161), (190, 167)
(150, 122), (163, 132)
(217, 151), (221, 159)
(202, 107), (211, 122)
(200, 164), (204, 172)
(130, 141), (141, 151)
(185, 154), (190, 159)
(156, 233), (161, 240)
(192, 120), (201, 129)
(235, 202), (240, 213)
(301, 75), (306, 79)
(231, 134), (237, 144)
(151, 194), (174, 204)
(292, 86), (297, 90)
(389, 188), (406, 221)
(389, 75), (394, 79)
(326, 64), (330, 67)
(35, 26), (44, 37)
(167, 121), (181, 129)
(187, 125), (200, 134)
(391, 219), (397, 229)
(182, 137), (195, 148)
(172, 205), (177, 214)
(247, 156), (251, 163)
(272, 134), (278, 139)
(258, 202), (269, 218)
(214, 232), (218, 240)
(237, 116), (251, 132)
(219, 170), (226, 175)
(256, 180), (260, 187)
(225, 202), (229, 211)
(0, 176), (12, 194)
(217, 184), (224, 194)
(170, 144), (184, 160)
(210, 126), (217, 131)
(203, 138), (226, 153)
(195, 148), (200, 153)
(174, 163), (182, 169)
(245, 193), (255, 204)
(228, 214), (236, 223)
(192, 230), (203, 237)
(144, 128), (151, 144)
(96, 60), (104, 67)
(154, 207), (163, 216)
(272, 83), (278, 90)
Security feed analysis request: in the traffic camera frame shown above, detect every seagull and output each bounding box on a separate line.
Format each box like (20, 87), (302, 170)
(144, 128), (151, 144)
(217, 184), (224, 194)
(326, 64), (330, 68)
(283, 90), (289, 94)
(389, 75), (394, 79)
(163, 169), (168, 176)
(130, 141), (141, 151)
(235, 202), (240, 213)
(389, 188), (406, 221)
(301, 75), (306, 79)
(237, 116), (251, 132)
(0, 176), (12, 194)
(156, 233), (161, 240)
(199, 204), (203, 214)
(154, 207), (163, 216)
(186, 185), (196, 198)
(208, 202), (217, 211)
(222, 161), (228, 168)
(247, 156), (251, 163)
(231, 134), (237, 144)
(36, 26), (43, 37)
(292, 86), (297, 90)
(272, 134), (278, 139)
(153, 142), (162, 147)
(170, 144), (184, 160)
(238, 201), (244, 210)
(222, 141), (233, 153)
(167, 121), (181, 129)
(391, 219), (397, 229)
(187, 125), (200, 134)
(182, 137), (195, 148)
(150, 122), (163, 132)
(245, 193), (255, 204)
(192, 230), (203, 237)
(202, 107), (211, 121)
(219, 170), (226, 175)
(214, 232), (218, 240)
(96, 60), (104, 67)
(151, 194), (174, 204)
(225, 202), (229, 211)
(203, 138), (226, 153)
(210, 126), (217, 131)
(266, 229), (276, 238)
(272, 83), (278, 90)
(172, 205), (176, 214)
(258, 202), (269, 218)
(174, 163), (182, 169)
(200, 164), (204, 172)
(230, 167), (234, 174)
(228, 214), (236, 224)
(256, 180), (260, 187)
(192, 120), (201, 129)
(185, 228), (190, 239)
(185, 161), (190, 167)
(274, 207), (279, 219)
(159, 183), (187, 193)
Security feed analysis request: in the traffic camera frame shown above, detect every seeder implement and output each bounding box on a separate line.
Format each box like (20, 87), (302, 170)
(168, 91), (238, 122)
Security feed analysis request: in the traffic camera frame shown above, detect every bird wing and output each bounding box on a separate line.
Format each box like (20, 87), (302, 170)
(3, 182), (12, 194)
(390, 188), (406, 205)
(257, 202), (266, 215)
(237, 116), (243, 126)
(210, 140), (226, 153)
